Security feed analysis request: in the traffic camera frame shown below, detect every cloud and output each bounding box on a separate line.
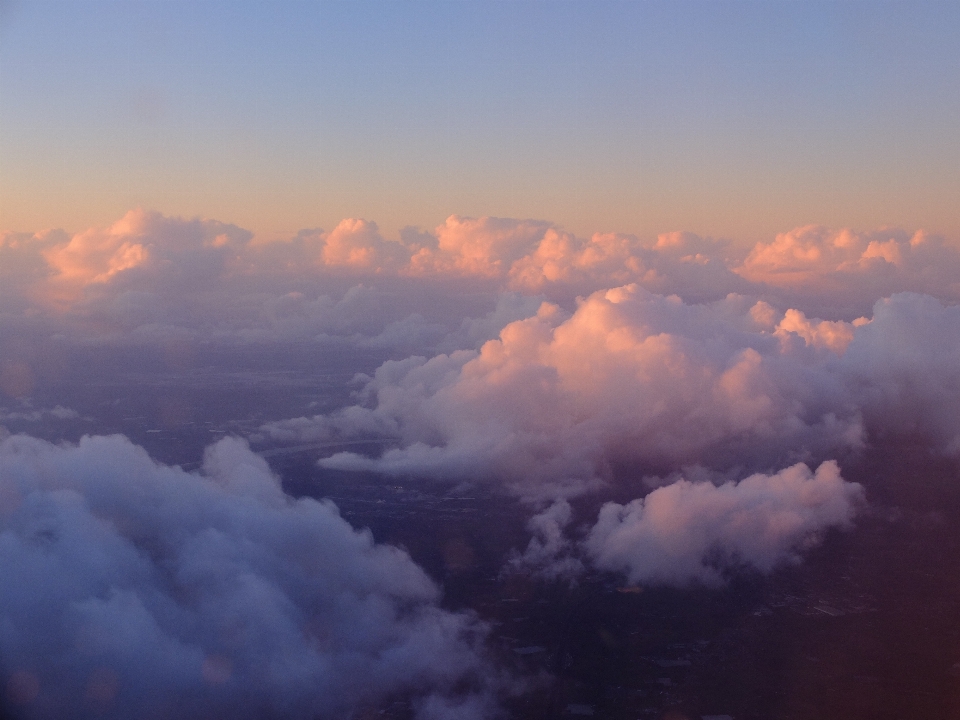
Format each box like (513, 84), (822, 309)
(506, 500), (584, 582)
(773, 307), (868, 354)
(252, 287), (960, 599)
(6, 210), (960, 604)
(839, 292), (960, 455)
(5, 211), (960, 355)
(0, 405), (80, 423)
(41, 209), (251, 299)
(0, 434), (500, 719)
(0, 230), (65, 318)
(307, 285), (864, 500)
(409, 216), (554, 278)
(583, 461), (864, 586)
(285, 285), (960, 505)
(317, 218), (409, 271)
(737, 225), (960, 315)
(506, 228), (750, 302)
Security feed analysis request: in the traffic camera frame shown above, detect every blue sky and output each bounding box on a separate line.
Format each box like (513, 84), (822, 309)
(2, 0), (959, 242)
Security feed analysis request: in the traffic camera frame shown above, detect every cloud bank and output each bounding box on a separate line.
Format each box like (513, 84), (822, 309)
(0, 435), (499, 719)
(257, 287), (960, 588)
(270, 288), (960, 493)
(271, 285), (862, 499)
(5, 208), (960, 592)
(4, 210), (960, 353)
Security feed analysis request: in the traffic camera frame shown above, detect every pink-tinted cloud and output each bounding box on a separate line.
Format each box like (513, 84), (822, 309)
(291, 285), (863, 500)
(6, 209), (960, 594)
(33, 209), (251, 311)
(5, 211), (960, 348)
(737, 225), (960, 313)
(410, 216), (553, 278)
(317, 218), (409, 271)
(264, 287), (960, 513)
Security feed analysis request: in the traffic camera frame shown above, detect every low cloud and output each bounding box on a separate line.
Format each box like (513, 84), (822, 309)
(0, 405), (80, 423)
(506, 462), (865, 588)
(40, 209), (251, 301)
(736, 225), (960, 316)
(840, 292), (960, 456)
(5, 209), (960, 596)
(300, 286), (865, 500)
(276, 288), (960, 508)
(583, 461), (864, 586)
(4, 211), (960, 356)
(507, 500), (585, 582)
(0, 435), (500, 719)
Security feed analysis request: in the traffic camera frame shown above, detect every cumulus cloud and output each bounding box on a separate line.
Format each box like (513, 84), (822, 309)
(0, 230), (64, 305)
(5, 211), (960, 355)
(0, 434), (500, 719)
(737, 225), (960, 315)
(250, 288), (960, 599)
(506, 228), (749, 302)
(839, 292), (960, 455)
(774, 308), (866, 354)
(302, 285), (864, 500)
(41, 209), (251, 298)
(583, 461), (864, 586)
(258, 287), (960, 519)
(6, 210), (960, 606)
(409, 216), (554, 278)
(315, 218), (409, 271)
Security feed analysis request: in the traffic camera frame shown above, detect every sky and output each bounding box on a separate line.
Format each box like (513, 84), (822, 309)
(5, 3), (960, 718)
(2, 0), (960, 243)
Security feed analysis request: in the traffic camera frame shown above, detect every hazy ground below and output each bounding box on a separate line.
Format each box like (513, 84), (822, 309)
(3, 342), (960, 719)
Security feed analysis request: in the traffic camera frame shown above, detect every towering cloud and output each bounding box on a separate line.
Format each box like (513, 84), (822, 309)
(273, 288), (960, 498)
(313, 218), (409, 271)
(289, 285), (863, 500)
(0, 435), (498, 719)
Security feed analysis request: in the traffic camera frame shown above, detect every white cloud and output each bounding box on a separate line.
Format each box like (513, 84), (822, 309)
(0, 435), (499, 719)
(7, 210), (960, 595)
(293, 286), (960, 506)
(584, 461), (864, 586)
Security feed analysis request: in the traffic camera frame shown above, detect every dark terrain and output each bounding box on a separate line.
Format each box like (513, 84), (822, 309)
(3, 341), (960, 719)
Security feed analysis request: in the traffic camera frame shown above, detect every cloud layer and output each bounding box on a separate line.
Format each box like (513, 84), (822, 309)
(0, 435), (498, 719)
(4, 211), (960, 354)
(257, 287), (960, 588)
(5, 209), (960, 594)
